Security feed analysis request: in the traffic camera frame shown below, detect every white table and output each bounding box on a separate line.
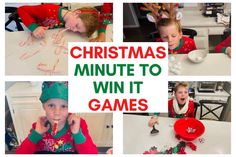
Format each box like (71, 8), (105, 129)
(5, 24), (113, 75)
(123, 114), (231, 154)
(169, 53), (231, 76)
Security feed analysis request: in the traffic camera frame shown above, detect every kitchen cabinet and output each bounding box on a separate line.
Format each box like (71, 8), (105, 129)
(5, 82), (44, 144)
(79, 113), (113, 147)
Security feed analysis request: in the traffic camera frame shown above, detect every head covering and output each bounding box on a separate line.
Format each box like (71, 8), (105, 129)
(39, 81), (68, 103)
(78, 9), (99, 16)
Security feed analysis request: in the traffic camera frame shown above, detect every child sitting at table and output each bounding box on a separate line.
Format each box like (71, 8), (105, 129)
(148, 82), (195, 127)
(141, 3), (196, 54)
(156, 18), (197, 54)
(215, 35), (231, 58)
(18, 4), (99, 38)
(16, 81), (98, 154)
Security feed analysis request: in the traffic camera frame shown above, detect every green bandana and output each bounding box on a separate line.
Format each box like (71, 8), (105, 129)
(39, 82), (68, 103)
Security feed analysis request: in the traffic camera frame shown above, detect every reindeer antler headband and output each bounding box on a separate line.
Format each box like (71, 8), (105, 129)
(140, 3), (183, 23)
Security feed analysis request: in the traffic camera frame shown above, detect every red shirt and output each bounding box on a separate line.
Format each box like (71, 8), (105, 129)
(215, 35), (231, 53)
(16, 118), (98, 154)
(18, 3), (113, 33)
(18, 4), (64, 32)
(99, 3), (113, 33)
(157, 36), (197, 54)
(168, 99), (195, 118)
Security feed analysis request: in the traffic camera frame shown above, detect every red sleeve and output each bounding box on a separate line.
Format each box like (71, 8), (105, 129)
(168, 99), (174, 117)
(75, 119), (98, 154)
(101, 3), (112, 14)
(99, 3), (113, 33)
(17, 5), (45, 29)
(156, 38), (163, 42)
(17, 4), (60, 32)
(215, 35), (231, 53)
(187, 100), (195, 118)
(16, 123), (38, 154)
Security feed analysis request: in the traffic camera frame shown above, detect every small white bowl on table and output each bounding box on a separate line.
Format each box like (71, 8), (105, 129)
(188, 50), (208, 63)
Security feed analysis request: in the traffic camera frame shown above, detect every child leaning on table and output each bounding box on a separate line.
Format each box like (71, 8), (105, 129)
(148, 82), (195, 127)
(16, 81), (98, 154)
(18, 4), (99, 39)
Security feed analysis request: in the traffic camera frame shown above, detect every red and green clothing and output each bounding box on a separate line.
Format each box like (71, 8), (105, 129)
(99, 3), (113, 33)
(18, 3), (113, 33)
(16, 118), (98, 154)
(157, 36), (197, 54)
(215, 35), (231, 54)
(168, 99), (195, 118)
(18, 4), (65, 32)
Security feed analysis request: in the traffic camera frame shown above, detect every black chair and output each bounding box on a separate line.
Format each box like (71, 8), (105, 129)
(149, 28), (197, 42)
(199, 100), (227, 121)
(5, 7), (24, 32)
(193, 101), (200, 118)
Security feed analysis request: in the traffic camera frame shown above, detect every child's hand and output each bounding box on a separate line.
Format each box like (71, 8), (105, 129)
(148, 116), (159, 127)
(106, 148), (113, 154)
(35, 116), (50, 134)
(89, 32), (106, 42)
(226, 47), (231, 58)
(33, 26), (49, 39)
(68, 113), (81, 134)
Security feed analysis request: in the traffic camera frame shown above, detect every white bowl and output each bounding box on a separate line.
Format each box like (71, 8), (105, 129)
(188, 50), (207, 63)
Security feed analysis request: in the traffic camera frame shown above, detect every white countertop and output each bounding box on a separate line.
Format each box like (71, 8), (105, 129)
(169, 53), (231, 76)
(195, 89), (230, 97)
(181, 8), (225, 28)
(123, 114), (231, 154)
(5, 24), (113, 75)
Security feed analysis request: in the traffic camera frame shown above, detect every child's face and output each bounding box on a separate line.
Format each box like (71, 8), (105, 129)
(175, 86), (189, 104)
(43, 98), (68, 128)
(65, 13), (86, 33)
(159, 25), (182, 50)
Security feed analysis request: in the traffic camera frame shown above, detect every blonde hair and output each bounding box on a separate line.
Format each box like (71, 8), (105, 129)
(157, 18), (182, 33)
(174, 82), (189, 93)
(74, 7), (99, 37)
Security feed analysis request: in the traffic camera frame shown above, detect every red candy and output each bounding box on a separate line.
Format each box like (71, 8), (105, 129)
(52, 121), (58, 136)
(178, 147), (186, 154)
(186, 142), (197, 151)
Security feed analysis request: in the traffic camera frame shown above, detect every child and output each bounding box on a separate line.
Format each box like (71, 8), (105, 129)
(168, 82), (195, 118)
(16, 81), (98, 154)
(215, 35), (231, 58)
(18, 4), (99, 38)
(156, 18), (197, 54)
(148, 82), (195, 127)
(141, 3), (196, 54)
